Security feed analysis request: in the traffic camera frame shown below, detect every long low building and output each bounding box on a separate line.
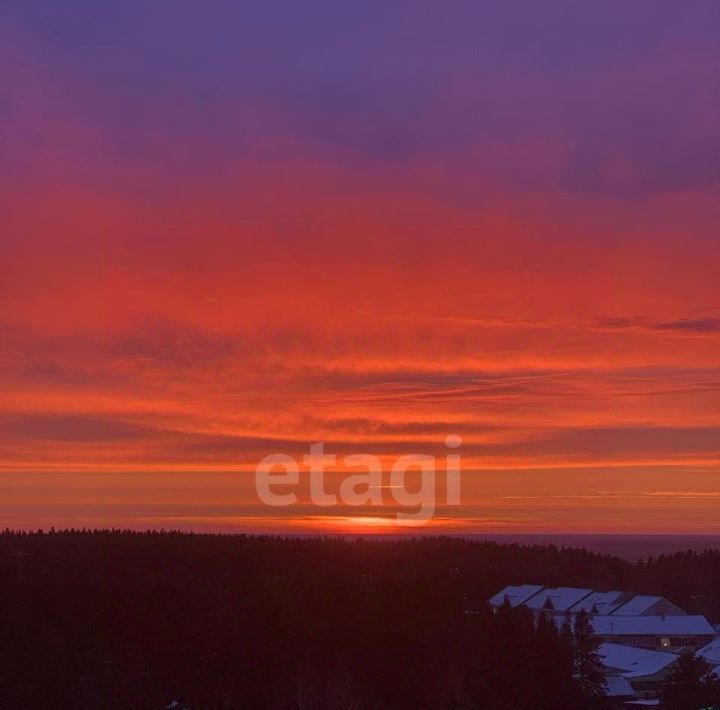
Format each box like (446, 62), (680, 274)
(591, 614), (715, 652)
(489, 585), (689, 619)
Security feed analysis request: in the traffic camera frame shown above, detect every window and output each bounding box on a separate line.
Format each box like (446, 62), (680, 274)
(660, 637), (671, 648)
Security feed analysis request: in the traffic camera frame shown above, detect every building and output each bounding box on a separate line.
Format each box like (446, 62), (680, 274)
(611, 595), (686, 617)
(599, 643), (678, 699)
(488, 584), (720, 703)
(487, 584), (545, 609)
(522, 586), (593, 612)
(489, 585), (687, 621)
(522, 586), (595, 620)
(570, 590), (634, 616)
(590, 614), (715, 652)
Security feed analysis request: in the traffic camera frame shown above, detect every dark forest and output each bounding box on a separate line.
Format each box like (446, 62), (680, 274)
(2, 531), (720, 709)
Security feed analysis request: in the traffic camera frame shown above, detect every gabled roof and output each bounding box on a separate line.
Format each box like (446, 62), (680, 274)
(591, 615), (715, 636)
(611, 595), (685, 616)
(599, 643), (678, 678)
(488, 584), (545, 608)
(698, 637), (720, 664)
(569, 590), (630, 615)
(524, 587), (593, 612)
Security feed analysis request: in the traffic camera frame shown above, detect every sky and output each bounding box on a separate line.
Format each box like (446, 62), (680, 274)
(1, 1), (719, 533)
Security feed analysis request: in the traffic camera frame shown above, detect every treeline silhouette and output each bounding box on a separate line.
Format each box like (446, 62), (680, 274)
(0, 529), (717, 709)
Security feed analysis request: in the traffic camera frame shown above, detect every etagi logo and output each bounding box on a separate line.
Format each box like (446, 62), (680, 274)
(255, 435), (462, 525)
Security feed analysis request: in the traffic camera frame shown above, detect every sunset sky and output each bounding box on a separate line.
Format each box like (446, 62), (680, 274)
(1, 1), (719, 533)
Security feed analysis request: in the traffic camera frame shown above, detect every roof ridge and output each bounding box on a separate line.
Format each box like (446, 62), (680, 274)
(573, 588), (594, 607)
(521, 585), (547, 605)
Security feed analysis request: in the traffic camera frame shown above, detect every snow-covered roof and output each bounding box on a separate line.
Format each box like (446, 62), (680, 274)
(698, 637), (720, 664)
(611, 595), (684, 616)
(488, 584), (544, 608)
(592, 615), (715, 637)
(569, 590), (629, 615)
(605, 674), (635, 697)
(599, 643), (678, 678)
(524, 586), (593, 611)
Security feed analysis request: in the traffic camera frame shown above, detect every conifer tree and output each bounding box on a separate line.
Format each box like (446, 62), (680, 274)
(573, 610), (607, 705)
(659, 651), (720, 710)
